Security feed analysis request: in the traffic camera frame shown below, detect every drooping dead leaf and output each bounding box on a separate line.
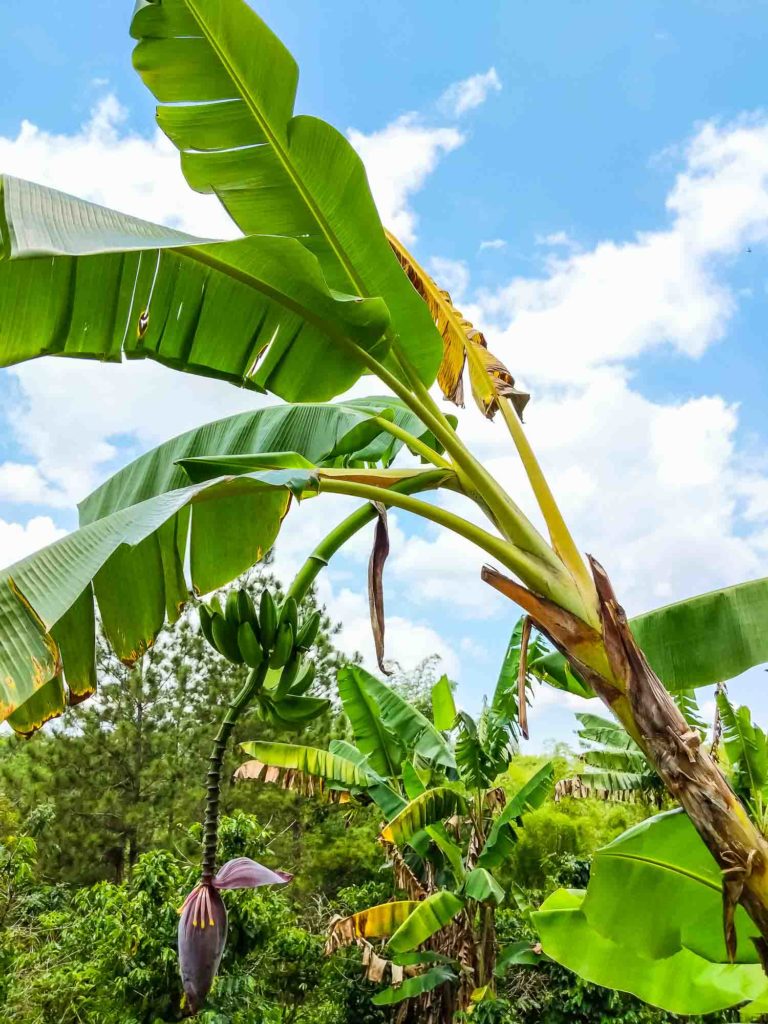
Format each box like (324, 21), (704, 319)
(234, 759), (351, 803)
(368, 503), (390, 674)
(518, 615), (532, 740)
(367, 951), (388, 983)
(388, 230), (529, 420)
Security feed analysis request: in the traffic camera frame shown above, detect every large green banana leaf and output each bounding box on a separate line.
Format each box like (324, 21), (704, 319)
(0, 176), (391, 401)
(239, 740), (368, 788)
(0, 466), (438, 732)
(531, 576), (768, 695)
(130, 0), (443, 388)
(380, 788), (467, 847)
(336, 667), (405, 779)
(534, 809), (768, 1014)
(79, 398), (438, 526)
(342, 665), (456, 771)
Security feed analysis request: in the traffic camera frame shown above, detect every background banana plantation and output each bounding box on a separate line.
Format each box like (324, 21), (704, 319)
(2, 0), (768, 1021)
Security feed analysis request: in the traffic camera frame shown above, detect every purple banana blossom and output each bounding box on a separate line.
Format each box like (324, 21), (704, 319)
(178, 858), (292, 1015)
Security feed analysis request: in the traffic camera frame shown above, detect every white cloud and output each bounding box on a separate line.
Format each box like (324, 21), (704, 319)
(535, 230), (578, 250)
(429, 256), (470, 301)
(348, 114), (463, 242)
(439, 67), (502, 118)
(479, 238), (507, 252)
(0, 462), (68, 507)
(472, 117), (768, 386)
(319, 581), (461, 679)
(0, 94), (237, 237)
(0, 516), (66, 567)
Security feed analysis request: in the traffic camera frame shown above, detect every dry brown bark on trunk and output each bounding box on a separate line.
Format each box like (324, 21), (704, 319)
(483, 558), (768, 966)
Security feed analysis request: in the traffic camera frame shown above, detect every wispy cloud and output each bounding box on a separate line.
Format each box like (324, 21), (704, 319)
(348, 114), (463, 243)
(479, 238), (507, 252)
(439, 67), (502, 118)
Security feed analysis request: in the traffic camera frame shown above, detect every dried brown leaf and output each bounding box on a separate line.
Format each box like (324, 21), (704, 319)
(368, 503), (390, 674)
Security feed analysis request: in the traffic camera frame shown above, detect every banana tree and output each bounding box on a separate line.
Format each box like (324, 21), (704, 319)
(237, 663), (553, 1018)
(555, 691), (706, 808)
(2, 0), (768, 1009)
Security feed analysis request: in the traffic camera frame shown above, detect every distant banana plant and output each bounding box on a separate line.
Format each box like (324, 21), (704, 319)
(2, 0), (768, 1017)
(556, 712), (665, 807)
(237, 659), (552, 1018)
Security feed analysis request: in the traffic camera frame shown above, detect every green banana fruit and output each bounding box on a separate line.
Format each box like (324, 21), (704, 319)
(238, 590), (257, 631)
(209, 595), (224, 618)
(288, 660), (316, 697)
(199, 604), (216, 647)
(269, 622), (294, 669)
(237, 621), (263, 669)
(212, 614), (243, 664)
(279, 596), (298, 636)
(275, 651), (302, 699)
(225, 589), (241, 627)
(259, 589), (278, 651)
(271, 695), (330, 725)
(295, 610), (321, 651)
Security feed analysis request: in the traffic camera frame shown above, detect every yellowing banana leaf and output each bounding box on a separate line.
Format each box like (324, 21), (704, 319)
(380, 788), (468, 847)
(386, 231), (528, 419)
(239, 741), (368, 788)
(0, 176), (391, 402)
(388, 891), (464, 954)
(371, 966), (457, 1006)
(328, 901), (420, 946)
(534, 810), (768, 1015)
(476, 761), (554, 869)
(130, 0), (443, 389)
(79, 399), (440, 527)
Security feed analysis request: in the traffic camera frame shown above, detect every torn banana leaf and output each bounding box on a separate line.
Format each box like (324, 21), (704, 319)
(387, 230), (528, 419)
(0, 175), (392, 402)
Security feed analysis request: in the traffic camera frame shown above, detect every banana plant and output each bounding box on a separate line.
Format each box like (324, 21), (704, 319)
(237, 663), (553, 1018)
(3, 0), (768, 1007)
(555, 695), (705, 807)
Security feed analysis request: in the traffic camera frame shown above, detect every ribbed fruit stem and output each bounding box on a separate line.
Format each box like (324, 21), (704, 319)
(201, 663), (268, 882)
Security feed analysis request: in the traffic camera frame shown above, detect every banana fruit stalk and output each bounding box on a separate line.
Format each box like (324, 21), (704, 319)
(198, 589), (327, 729)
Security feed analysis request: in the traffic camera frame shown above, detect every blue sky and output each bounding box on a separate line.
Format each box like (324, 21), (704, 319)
(1, 0), (768, 749)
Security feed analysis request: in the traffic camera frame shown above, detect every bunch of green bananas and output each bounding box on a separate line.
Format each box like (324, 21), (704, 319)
(199, 589), (328, 730)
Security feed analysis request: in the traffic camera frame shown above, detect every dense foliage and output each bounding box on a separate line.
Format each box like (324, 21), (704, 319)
(0, 581), (732, 1021)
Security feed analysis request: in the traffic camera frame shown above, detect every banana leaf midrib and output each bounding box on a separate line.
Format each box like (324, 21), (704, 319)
(599, 850), (722, 893)
(183, 0), (365, 300)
